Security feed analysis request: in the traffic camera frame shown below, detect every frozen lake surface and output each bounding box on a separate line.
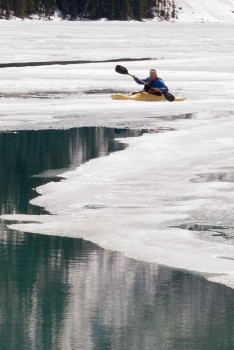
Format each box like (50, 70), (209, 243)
(1, 21), (234, 289)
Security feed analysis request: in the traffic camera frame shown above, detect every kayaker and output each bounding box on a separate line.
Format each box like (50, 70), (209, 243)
(132, 69), (168, 96)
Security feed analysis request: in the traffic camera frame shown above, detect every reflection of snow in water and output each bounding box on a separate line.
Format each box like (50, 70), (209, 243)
(1, 21), (234, 289)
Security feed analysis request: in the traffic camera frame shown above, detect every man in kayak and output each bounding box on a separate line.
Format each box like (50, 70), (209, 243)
(132, 69), (168, 96)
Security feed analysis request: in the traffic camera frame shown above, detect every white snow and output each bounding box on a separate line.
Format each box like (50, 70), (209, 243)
(1, 20), (234, 288)
(176, 0), (234, 23)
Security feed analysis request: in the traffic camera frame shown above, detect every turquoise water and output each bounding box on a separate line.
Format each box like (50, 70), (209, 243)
(1, 128), (234, 350)
(0, 127), (135, 215)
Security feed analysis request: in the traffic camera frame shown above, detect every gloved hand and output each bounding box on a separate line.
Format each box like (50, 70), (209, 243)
(150, 87), (161, 92)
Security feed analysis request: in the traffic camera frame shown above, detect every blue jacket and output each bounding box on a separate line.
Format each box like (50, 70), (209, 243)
(134, 77), (168, 93)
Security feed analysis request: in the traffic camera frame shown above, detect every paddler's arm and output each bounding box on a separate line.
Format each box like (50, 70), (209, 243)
(131, 75), (146, 85)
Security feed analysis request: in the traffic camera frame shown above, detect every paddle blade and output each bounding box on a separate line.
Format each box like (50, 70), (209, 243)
(162, 91), (175, 102)
(115, 65), (129, 75)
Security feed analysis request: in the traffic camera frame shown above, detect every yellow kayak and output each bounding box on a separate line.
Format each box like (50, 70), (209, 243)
(111, 92), (186, 102)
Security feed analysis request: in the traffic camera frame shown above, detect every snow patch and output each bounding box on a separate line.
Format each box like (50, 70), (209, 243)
(176, 0), (234, 22)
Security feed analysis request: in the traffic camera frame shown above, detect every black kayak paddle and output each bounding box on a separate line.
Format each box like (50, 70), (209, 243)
(115, 65), (175, 102)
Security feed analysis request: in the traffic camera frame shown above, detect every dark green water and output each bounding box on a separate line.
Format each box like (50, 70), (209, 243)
(1, 127), (234, 350)
(0, 127), (137, 215)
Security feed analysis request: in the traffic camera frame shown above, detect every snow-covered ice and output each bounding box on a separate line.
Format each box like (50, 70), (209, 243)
(1, 20), (234, 288)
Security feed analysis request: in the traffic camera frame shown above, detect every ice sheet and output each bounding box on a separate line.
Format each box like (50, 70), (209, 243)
(0, 22), (234, 129)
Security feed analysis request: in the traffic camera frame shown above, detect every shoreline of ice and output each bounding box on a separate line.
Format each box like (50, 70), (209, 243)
(1, 0), (234, 24)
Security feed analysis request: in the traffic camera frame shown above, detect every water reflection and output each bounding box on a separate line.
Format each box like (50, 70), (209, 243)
(1, 231), (234, 350)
